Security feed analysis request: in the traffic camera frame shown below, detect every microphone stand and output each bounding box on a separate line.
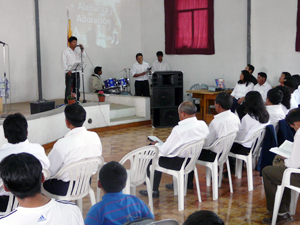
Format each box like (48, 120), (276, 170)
(81, 48), (86, 103)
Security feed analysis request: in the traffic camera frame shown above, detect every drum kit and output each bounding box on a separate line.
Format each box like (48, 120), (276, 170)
(102, 68), (131, 95)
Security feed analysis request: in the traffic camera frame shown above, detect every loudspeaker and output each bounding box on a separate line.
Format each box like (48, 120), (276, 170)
(152, 71), (183, 87)
(30, 101), (55, 115)
(153, 107), (179, 127)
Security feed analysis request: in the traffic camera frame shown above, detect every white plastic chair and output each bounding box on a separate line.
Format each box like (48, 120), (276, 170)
(119, 146), (159, 214)
(228, 128), (266, 191)
(196, 132), (237, 200)
(272, 168), (300, 225)
(42, 157), (104, 212)
(0, 180), (18, 216)
(186, 83), (201, 103)
(151, 139), (205, 211)
(149, 219), (179, 225)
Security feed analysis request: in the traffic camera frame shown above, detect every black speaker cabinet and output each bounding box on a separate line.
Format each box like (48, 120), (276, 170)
(153, 107), (179, 127)
(30, 101), (55, 115)
(152, 71), (183, 87)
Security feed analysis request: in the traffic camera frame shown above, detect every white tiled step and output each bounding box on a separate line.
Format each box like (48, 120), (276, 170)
(110, 104), (136, 120)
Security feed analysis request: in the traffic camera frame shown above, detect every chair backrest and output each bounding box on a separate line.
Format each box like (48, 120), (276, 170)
(208, 132), (237, 164)
(176, 139), (205, 174)
(119, 146), (159, 186)
(150, 219), (180, 225)
(53, 157), (104, 200)
(190, 83), (201, 91)
(0, 180), (18, 215)
(247, 128), (266, 156)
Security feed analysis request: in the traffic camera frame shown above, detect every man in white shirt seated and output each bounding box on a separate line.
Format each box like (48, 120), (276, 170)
(151, 51), (170, 73)
(0, 153), (84, 225)
(245, 64), (255, 75)
(0, 113), (49, 212)
(199, 92), (240, 162)
(265, 88), (286, 124)
(43, 104), (102, 196)
(132, 53), (150, 97)
(262, 109), (300, 224)
(139, 101), (209, 198)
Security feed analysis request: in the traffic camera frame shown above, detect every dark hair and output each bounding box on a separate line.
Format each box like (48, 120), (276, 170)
(275, 86), (291, 109)
(64, 104), (86, 127)
(258, 72), (267, 81)
(292, 74), (300, 86)
(238, 70), (257, 86)
(215, 92), (232, 110)
(183, 210), (224, 225)
(284, 77), (298, 94)
(99, 161), (127, 193)
(282, 72), (291, 80)
(0, 153), (42, 199)
(3, 113), (28, 144)
(286, 108), (300, 125)
(267, 88), (283, 105)
(136, 53), (143, 59)
(94, 66), (102, 74)
(244, 91), (269, 123)
(178, 101), (197, 115)
(68, 36), (77, 43)
(156, 51), (163, 57)
(247, 64), (255, 73)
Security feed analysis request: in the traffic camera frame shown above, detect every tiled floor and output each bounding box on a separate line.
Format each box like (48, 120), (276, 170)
(45, 124), (300, 225)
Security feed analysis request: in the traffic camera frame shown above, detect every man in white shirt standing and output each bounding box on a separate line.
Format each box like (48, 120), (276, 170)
(265, 88), (286, 124)
(262, 109), (300, 224)
(0, 113), (50, 212)
(0, 153), (84, 225)
(61, 36), (86, 104)
(151, 51), (170, 73)
(139, 101), (209, 198)
(43, 104), (102, 196)
(131, 53), (150, 97)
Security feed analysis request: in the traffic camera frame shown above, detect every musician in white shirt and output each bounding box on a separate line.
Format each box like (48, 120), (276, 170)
(265, 88), (286, 124)
(151, 51), (170, 72)
(61, 36), (86, 104)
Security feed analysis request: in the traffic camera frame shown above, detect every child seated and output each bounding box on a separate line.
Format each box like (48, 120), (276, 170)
(85, 161), (154, 225)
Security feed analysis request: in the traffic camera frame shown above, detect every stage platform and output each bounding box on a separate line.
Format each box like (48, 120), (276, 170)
(0, 93), (151, 147)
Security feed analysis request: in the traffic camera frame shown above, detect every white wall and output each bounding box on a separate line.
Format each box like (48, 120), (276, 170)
(141, 0), (248, 92)
(252, 0), (300, 86)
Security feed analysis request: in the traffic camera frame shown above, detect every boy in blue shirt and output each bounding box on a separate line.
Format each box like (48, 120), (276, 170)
(85, 161), (154, 225)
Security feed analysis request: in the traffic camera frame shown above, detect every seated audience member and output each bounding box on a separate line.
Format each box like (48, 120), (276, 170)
(231, 70), (257, 113)
(90, 66), (104, 93)
(0, 153), (84, 225)
(230, 91), (269, 156)
(151, 51), (170, 72)
(183, 210), (224, 225)
(292, 74), (300, 106)
(253, 72), (272, 102)
(0, 113), (49, 212)
(276, 86), (291, 115)
(245, 64), (255, 74)
(43, 104), (102, 196)
(85, 161), (154, 225)
(139, 101), (209, 197)
(279, 71), (291, 86)
(284, 77), (299, 110)
(265, 88), (285, 124)
(262, 108), (300, 224)
(200, 92), (240, 161)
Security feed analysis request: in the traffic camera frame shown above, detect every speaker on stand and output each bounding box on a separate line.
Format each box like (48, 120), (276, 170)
(152, 71), (183, 127)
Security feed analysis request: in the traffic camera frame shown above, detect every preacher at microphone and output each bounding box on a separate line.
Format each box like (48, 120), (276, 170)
(61, 36), (86, 104)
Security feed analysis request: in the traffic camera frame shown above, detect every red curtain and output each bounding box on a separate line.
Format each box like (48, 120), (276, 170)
(296, 0), (300, 51)
(165, 0), (214, 55)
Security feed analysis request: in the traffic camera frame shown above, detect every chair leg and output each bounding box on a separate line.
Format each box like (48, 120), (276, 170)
(177, 174), (185, 211)
(246, 158), (253, 191)
(236, 159), (243, 179)
(76, 199), (83, 212)
(184, 174), (188, 196)
(194, 168), (202, 202)
(145, 177), (154, 214)
(218, 163), (224, 188)
(89, 187), (96, 206)
(212, 163), (218, 200)
(271, 185), (285, 225)
(226, 159), (233, 193)
(206, 167), (211, 187)
(173, 176), (178, 196)
(290, 190), (299, 215)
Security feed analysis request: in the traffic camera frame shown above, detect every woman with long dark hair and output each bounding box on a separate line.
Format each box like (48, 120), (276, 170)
(231, 91), (269, 155)
(230, 70), (257, 113)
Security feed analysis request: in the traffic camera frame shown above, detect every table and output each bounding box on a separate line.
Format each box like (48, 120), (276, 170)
(186, 89), (232, 124)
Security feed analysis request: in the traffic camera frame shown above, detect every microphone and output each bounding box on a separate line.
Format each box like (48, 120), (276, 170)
(76, 45), (84, 49)
(0, 41), (6, 45)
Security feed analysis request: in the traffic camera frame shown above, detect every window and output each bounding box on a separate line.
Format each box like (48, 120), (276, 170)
(165, 0), (215, 55)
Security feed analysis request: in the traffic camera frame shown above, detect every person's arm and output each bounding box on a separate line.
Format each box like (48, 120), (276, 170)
(91, 77), (103, 91)
(47, 144), (64, 177)
(285, 132), (300, 168)
(230, 83), (238, 99)
(235, 115), (250, 142)
(61, 50), (68, 71)
(204, 122), (217, 147)
(139, 199), (154, 219)
(155, 129), (181, 156)
(84, 204), (101, 225)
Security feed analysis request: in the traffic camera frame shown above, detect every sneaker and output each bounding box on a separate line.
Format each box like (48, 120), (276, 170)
(262, 213), (292, 224)
(139, 190), (159, 198)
